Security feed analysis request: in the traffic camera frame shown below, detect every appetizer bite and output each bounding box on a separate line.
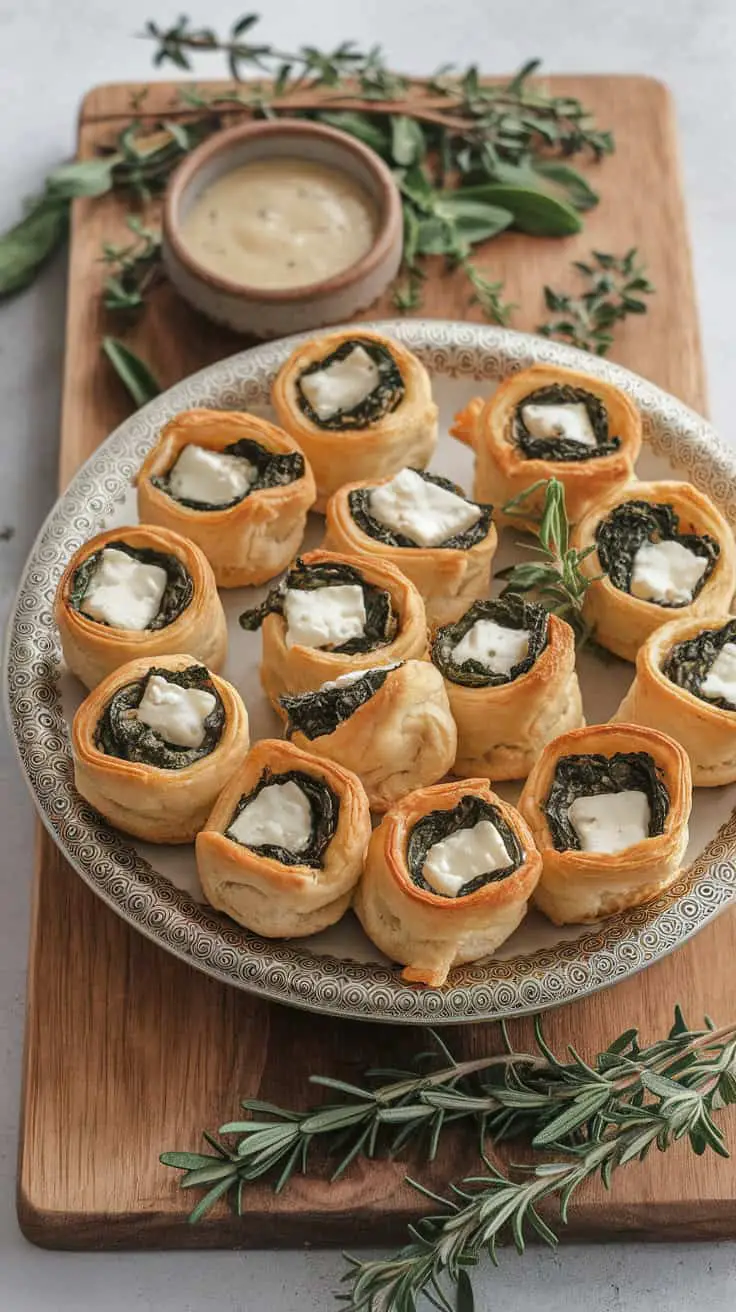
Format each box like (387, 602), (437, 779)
(324, 466), (497, 625)
(354, 778), (542, 987)
(431, 596), (584, 780)
(451, 363), (641, 528)
(240, 549), (428, 707)
(279, 659), (457, 812)
(272, 329), (438, 510)
(519, 722), (691, 925)
(572, 481), (735, 661)
(196, 738), (371, 937)
(614, 614), (736, 785)
(55, 525), (227, 689)
(72, 654), (249, 843)
(136, 408), (316, 587)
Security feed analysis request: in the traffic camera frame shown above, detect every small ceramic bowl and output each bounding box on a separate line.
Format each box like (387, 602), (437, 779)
(163, 119), (403, 338)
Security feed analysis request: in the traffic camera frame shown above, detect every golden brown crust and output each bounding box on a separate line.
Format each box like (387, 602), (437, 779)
(323, 477), (498, 627)
(259, 548), (429, 710)
(613, 613), (736, 786)
(54, 524), (227, 690)
(353, 778), (542, 987)
(135, 408), (316, 587)
(573, 480), (736, 662)
(518, 722), (692, 926)
(440, 613), (585, 780)
(196, 739), (371, 937)
(287, 659), (457, 812)
(271, 329), (438, 511)
(450, 363), (642, 530)
(71, 653), (250, 844)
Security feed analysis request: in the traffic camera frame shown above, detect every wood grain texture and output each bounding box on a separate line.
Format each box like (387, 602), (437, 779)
(18, 76), (736, 1250)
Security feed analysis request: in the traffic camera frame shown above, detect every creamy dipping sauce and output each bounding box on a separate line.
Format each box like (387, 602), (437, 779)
(181, 157), (378, 290)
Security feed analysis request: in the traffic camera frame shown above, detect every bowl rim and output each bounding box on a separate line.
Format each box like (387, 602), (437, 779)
(163, 117), (403, 304)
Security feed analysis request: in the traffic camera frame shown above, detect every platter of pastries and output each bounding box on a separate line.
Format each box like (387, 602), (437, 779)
(6, 319), (736, 1023)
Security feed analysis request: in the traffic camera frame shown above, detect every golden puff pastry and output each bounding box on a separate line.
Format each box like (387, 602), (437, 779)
(572, 481), (736, 662)
(239, 548), (429, 710)
(519, 722), (691, 926)
(451, 363), (641, 530)
(136, 407), (316, 587)
(354, 778), (542, 987)
(72, 653), (249, 844)
(271, 329), (438, 511)
(280, 659), (457, 812)
(196, 738), (371, 937)
(54, 524), (227, 690)
(431, 596), (584, 781)
(323, 467), (497, 626)
(614, 614), (736, 786)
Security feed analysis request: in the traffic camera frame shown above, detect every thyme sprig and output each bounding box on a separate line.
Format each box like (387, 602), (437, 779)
(497, 477), (596, 639)
(101, 216), (162, 310)
(538, 248), (654, 354)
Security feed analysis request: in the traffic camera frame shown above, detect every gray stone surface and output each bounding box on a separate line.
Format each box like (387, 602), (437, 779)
(1, 0), (735, 1306)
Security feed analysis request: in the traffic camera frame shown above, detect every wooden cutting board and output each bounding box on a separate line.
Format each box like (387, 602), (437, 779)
(17, 75), (736, 1250)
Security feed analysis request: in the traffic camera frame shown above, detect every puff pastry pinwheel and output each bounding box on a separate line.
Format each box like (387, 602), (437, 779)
(519, 722), (691, 926)
(239, 548), (428, 709)
(196, 738), (371, 937)
(279, 659), (457, 812)
(450, 363), (641, 530)
(72, 653), (249, 843)
(614, 613), (736, 786)
(431, 595), (584, 780)
(323, 466), (497, 626)
(136, 407), (316, 587)
(354, 778), (542, 987)
(271, 328), (438, 511)
(54, 524), (227, 690)
(572, 480), (736, 662)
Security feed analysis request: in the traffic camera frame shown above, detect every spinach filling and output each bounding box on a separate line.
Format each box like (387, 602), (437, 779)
(296, 337), (404, 430)
(239, 557), (398, 655)
(543, 751), (670, 853)
(226, 767), (339, 868)
(94, 664), (225, 770)
(407, 796), (523, 899)
(663, 617), (736, 711)
(595, 500), (719, 604)
(348, 470), (493, 551)
(70, 540), (192, 630)
(432, 596), (548, 689)
(280, 665), (398, 741)
(513, 383), (619, 462)
(152, 438), (305, 511)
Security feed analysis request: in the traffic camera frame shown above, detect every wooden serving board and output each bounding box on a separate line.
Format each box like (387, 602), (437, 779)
(17, 75), (736, 1249)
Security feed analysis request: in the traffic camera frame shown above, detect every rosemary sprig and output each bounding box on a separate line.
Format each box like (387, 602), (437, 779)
(101, 217), (162, 311)
(496, 477), (596, 638)
(538, 248), (654, 354)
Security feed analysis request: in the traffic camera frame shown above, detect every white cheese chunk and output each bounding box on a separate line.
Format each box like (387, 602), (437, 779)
(284, 585), (366, 650)
(135, 674), (216, 748)
(319, 662), (400, 693)
(423, 820), (512, 898)
(453, 619), (530, 675)
(299, 345), (380, 421)
(368, 468), (481, 548)
(229, 779), (312, 854)
(630, 539), (708, 606)
(701, 641), (736, 707)
(567, 790), (650, 854)
(80, 547), (168, 631)
(168, 443), (256, 506)
(521, 401), (597, 447)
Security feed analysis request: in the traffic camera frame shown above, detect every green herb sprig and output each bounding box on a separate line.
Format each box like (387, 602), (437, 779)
(538, 248), (654, 354)
(102, 336), (161, 407)
(101, 217), (162, 310)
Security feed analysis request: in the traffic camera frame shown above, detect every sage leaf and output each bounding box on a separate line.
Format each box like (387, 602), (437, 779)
(390, 114), (425, 166)
(453, 184), (582, 236)
(533, 161), (600, 211)
(102, 336), (161, 408)
(46, 155), (118, 199)
(317, 111), (390, 157)
(0, 200), (67, 298)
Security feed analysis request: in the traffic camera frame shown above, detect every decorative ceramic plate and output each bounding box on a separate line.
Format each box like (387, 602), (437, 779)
(6, 320), (736, 1024)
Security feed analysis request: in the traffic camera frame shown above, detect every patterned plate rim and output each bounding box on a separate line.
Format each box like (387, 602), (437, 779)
(5, 318), (736, 1025)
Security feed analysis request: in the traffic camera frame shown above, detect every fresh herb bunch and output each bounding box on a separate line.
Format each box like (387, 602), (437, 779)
(161, 1008), (736, 1309)
(496, 477), (596, 639)
(538, 248), (654, 354)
